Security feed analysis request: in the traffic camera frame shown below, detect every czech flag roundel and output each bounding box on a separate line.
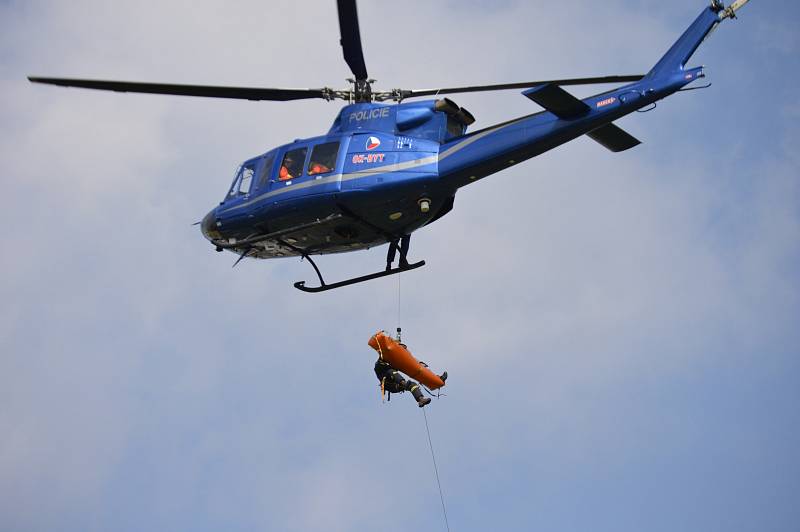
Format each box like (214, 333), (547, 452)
(366, 136), (381, 150)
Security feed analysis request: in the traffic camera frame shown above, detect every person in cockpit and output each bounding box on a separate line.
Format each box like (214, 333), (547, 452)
(279, 154), (295, 180)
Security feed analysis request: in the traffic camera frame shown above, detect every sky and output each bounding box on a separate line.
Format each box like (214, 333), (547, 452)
(1, 1), (798, 531)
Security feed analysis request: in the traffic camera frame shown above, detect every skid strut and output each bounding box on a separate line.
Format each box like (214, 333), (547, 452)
(293, 235), (424, 293)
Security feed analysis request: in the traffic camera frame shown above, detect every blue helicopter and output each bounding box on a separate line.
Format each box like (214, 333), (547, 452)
(29, 0), (751, 292)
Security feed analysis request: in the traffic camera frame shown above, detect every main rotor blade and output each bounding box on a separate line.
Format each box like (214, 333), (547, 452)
(27, 77), (330, 101)
(337, 0), (368, 80)
(387, 75), (646, 100)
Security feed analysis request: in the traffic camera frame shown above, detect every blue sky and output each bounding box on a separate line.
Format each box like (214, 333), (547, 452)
(1, 1), (798, 531)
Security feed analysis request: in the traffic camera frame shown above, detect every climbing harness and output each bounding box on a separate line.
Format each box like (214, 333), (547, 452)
(376, 335), (388, 402)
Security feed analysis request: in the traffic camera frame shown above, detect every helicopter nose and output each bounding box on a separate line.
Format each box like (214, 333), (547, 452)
(200, 208), (221, 242)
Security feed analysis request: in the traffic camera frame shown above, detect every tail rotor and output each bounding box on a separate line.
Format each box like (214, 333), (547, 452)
(716, 0), (753, 20)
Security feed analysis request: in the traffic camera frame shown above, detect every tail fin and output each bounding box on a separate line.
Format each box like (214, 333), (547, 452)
(646, 3), (724, 79)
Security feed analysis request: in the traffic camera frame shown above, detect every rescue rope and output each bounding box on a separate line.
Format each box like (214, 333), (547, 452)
(421, 384), (445, 399)
(396, 273), (402, 333)
(422, 408), (451, 532)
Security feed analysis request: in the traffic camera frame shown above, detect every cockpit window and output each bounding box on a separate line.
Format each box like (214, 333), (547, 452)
(308, 141), (340, 175)
(238, 164), (255, 194)
(227, 162), (257, 198)
(227, 165), (242, 197)
(279, 147), (307, 181)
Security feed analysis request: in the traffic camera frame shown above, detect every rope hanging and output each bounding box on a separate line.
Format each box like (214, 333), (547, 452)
(422, 408), (451, 532)
(395, 266), (450, 530)
(397, 273), (401, 332)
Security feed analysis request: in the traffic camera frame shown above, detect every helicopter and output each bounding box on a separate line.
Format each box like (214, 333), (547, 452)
(28, 0), (752, 293)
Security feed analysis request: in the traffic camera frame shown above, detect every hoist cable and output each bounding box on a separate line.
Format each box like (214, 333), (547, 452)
(422, 407), (451, 532)
(397, 273), (401, 331)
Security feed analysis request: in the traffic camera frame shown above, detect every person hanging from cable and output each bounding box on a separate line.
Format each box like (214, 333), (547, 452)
(369, 329), (447, 408)
(374, 357), (432, 407)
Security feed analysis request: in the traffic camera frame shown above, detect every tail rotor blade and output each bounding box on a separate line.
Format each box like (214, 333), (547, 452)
(721, 0), (752, 20)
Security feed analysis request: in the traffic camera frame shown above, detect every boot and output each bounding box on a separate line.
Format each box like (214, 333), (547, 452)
(409, 384), (430, 407)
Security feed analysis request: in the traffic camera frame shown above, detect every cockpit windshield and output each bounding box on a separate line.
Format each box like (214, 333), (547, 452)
(226, 161), (257, 199)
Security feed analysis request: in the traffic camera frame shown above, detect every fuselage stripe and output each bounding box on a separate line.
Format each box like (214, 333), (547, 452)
(218, 118), (525, 215)
(219, 154), (438, 214)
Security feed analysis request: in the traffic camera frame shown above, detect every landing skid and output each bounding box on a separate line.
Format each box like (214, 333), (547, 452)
(293, 234), (425, 293)
(294, 258), (425, 293)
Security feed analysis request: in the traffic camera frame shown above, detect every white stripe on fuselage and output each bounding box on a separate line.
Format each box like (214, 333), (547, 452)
(218, 120), (525, 215)
(219, 154), (438, 214)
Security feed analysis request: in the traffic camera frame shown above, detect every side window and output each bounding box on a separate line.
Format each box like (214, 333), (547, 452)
(256, 152), (276, 190)
(278, 147), (307, 181)
(308, 141), (340, 176)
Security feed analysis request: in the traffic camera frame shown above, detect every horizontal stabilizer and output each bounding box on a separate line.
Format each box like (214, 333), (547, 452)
(587, 123), (641, 152)
(522, 84), (591, 120)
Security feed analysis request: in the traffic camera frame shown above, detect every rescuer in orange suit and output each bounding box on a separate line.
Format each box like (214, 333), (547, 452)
(374, 355), (447, 408)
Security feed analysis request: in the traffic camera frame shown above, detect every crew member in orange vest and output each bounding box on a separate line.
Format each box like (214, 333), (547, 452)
(308, 162), (330, 175)
(279, 154), (296, 181)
